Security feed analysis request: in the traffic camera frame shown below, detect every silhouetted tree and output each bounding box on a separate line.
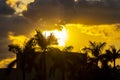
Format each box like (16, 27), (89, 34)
(7, 37), (36, 80)
(34, 30), (58, 80)
(83, 41), (106, 67)
(106, 46), (120, 69)
(99, 50), (112, 71)
(6, 30), (120, 80)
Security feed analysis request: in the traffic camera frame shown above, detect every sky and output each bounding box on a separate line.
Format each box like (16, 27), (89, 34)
(0, 0), (120, 68)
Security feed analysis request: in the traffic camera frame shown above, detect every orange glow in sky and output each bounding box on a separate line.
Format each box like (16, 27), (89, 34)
(8, 32), (28, 47)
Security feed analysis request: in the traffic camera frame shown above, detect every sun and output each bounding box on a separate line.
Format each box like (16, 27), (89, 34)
(43, 26), (68, 46)
(74, 0), (78, 2)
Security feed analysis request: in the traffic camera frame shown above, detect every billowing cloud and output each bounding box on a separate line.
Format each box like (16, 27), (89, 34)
(22, 0), (120, 24)
(23, 0), (64, 23)
(6, 0), (34, 15)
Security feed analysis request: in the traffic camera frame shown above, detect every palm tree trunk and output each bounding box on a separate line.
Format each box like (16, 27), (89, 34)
(43, 53), (46, 80)
(42, 50), (46, 80)
(113, 59), (116, 69)
(22, 67), (26, 80)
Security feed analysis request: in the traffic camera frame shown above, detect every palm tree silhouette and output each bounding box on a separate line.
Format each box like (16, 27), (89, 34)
(35, 30), (58, 51)
(98, 48), (118, 80)
(6, 30), (58, 80)
(99, 51), (112, 69)
(7, 29), (120, 80)
(105, 46), (120, 69)
(83, 41), (106, 67)
(6, 37), (36, 80)
(32, 30), (58, 80)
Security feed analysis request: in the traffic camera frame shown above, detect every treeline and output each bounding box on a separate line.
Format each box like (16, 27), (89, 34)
(5, 30), (120, 80)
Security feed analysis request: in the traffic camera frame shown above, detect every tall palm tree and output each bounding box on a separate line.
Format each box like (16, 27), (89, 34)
(6, 30), (58, 80)
(6, 37), (36, 80)
(106, 46), (120, 68)
(33, 30), (58, 80)
(83, 41), (106, 67)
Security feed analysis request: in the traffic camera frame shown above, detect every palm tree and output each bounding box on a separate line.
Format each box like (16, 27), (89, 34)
(83, 41), (106, 67)
(33, 30), (58, 80)
(98, 49), (118, 80)
(35, 30), (58, 51)
(6, 37), (36, 80)
(6, 30), (58, 80)
(99, 51), (112, 69)
(106, 46), (120, 69)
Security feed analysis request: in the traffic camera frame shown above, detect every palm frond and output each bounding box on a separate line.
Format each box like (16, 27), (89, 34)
(47, 33), (58, 45)
(99, 42), (106, 50)
(8, 44), (22, 54)
(35, 30), (47, 50)
(89, 41), (95, 48)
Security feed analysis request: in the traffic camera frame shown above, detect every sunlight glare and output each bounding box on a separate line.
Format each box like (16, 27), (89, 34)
(43, 27), (67, 46)
(74, 0), (78, 3)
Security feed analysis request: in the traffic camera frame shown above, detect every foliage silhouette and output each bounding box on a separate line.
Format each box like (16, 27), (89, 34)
(33, 30), (58, 80)
(6, 37), (36, 80)
(106, 46), (120, 69)
(83, 41), (106, 67)
(6, 31), (120, 80)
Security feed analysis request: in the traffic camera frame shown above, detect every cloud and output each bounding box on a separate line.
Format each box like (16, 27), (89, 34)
(0, 0), (15, 15)
(23, 0), (64, 22)
(22, 0), (120, 25)
(0, 15), (34, 61)
(0, 57), (16, 68)
(6, 0), (34, 15)
(0, 15), (34, 36)
(8, 32), (28, 47)
(65, 24), (120, 38)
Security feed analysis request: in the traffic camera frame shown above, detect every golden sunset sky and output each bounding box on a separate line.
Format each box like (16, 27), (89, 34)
(0, 0), (120, 67)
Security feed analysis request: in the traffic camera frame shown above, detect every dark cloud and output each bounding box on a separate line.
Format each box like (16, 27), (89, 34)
(0, 37), (11, 60)
(23, 0), (120, 25)
(0, 15), (34, 36)
(0, 0), (15, 15)
(0, 15), (34, 60)
(23, 0), (63, 22)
